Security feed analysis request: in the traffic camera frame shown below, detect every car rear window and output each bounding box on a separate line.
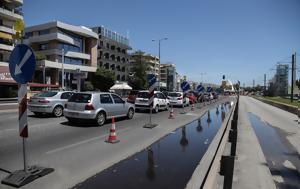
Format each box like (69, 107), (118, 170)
(137, 92), (149, 98)
(168, 92), (181, 97)
(34, 91), (57, 97)
(68, 93), (91, 103)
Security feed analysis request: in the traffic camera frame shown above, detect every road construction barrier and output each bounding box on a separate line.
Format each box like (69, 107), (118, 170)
(106, 117), (120, 143)
(191, 103), (195, 111)
(169, 107), (175, 119)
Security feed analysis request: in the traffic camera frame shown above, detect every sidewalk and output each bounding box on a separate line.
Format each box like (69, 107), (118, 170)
(231, 98), (276, 189)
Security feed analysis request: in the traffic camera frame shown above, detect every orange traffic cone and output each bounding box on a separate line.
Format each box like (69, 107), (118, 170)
(106, 116), (120, 143)
(169, 107), (175, 119)
(191, 103), (195, 111)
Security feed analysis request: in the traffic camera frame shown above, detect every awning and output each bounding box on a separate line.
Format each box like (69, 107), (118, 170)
(110, 82), (132, 90)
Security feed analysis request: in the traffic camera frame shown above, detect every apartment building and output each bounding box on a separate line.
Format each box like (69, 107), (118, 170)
(92, 26), (131, 81)
(130, 51), (159, 76)
(160, 63), (176, 91)
(24, 21), (98, 89)
(0, 0), (22, 64)
(0, 0), (23, 97)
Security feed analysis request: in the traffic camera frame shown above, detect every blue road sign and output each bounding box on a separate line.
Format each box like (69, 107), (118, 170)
(148, 74), (157, 87)
(197, 84), (205, 92)
(181, 81), (190, 92)
(207, 86), (213, 92)
(9, 44), (36, 84)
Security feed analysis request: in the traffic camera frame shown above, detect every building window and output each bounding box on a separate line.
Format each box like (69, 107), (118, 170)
(24, 32), (33, 38)
(38, 29), (50, 35)
(39, 43), (48, 50)
(58, 56), (83, 65)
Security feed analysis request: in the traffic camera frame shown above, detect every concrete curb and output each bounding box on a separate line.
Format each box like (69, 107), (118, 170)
(185, 99), (236, 189)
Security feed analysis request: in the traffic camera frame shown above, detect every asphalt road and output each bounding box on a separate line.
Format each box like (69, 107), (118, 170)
(239, 96), (300, 189)
(0, 97), (231, 189)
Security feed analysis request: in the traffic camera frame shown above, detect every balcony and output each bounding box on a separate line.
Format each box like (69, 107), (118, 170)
(35, 49), (91, 60)
(0, 6), (23, 20)
(0, 39), (14, 51)
(0, 25), (15, 35)
(24, 32), (78, 47)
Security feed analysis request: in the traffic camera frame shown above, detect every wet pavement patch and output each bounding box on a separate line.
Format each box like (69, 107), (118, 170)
(72, 103), (231, 189)
(248, 113), (300, 189)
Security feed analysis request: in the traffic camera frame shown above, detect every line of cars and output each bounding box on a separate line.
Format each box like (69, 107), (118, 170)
(27, 90), (219, 126)
(28, 91), (134, 126)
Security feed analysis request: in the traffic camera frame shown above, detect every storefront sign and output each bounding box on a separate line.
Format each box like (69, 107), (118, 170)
(0, 66), (14, 83)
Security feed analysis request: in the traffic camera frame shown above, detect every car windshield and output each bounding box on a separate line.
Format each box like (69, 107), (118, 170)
(68, 93), (91, 103)
(168, 92), (181, 97)
(137, 92), (149, 98)
(34, 91), (57, 97)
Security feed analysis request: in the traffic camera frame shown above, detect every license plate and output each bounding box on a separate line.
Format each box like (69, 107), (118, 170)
(69, 112), (79, 116)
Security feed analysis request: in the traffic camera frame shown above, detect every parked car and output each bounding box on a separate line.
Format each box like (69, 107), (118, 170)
(197, 92), (205, 102)
(212, 92), (219, 99)
(186, 92), (197, 104)
(28, 91), (73, 117)
(203, 93), (210, 102)
(135, 91), (169, 113)
(64, 92), (135, 126)
(209, 93), (214, 100)
(127, 90), (139, 104)
(167, 92), (189, 107)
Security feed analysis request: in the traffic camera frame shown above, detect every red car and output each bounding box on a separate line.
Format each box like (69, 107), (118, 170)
(186, 92), (197, 104)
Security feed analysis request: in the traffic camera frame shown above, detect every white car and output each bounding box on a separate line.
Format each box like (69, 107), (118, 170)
(167, 92), (189, 107)
(135, 91), (169, 113)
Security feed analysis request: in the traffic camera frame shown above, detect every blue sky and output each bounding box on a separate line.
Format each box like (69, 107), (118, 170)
(24, 0), (300, 86)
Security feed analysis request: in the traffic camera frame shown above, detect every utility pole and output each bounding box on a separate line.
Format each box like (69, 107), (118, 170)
(253, 79), (255, 89)
(264, 74), (266, 95)
(291, 53), (295, 102)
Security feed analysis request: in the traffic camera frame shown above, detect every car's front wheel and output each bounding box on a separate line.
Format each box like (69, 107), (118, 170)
(127, 108), (134, 119)
(53, 106), (63, 117)
(96, 111), (106, 126)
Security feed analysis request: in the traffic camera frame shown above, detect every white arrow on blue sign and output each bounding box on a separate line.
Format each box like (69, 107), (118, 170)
(9, 44), (36, 84)
(197, 84), (204, 92)
(207, 86), (213, 92)
(181, 81), (190, 92)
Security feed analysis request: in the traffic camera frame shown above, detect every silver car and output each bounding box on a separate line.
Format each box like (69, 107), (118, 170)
(167, 92), (189, 107)
(28, 91), (73, 117)
(64, 92), (135, 126)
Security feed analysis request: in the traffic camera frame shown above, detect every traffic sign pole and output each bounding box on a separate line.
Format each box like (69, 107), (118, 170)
(18, 84), (28, 171)
(144, 74), (158, 128)
(2, 44), (54, 188)
(180, 81), (190, 114)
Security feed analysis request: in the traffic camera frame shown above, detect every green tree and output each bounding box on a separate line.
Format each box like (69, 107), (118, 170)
(83, 81), (94, 91)
(128, 50), (148, 90)
(14, 19), (25, 41)
(91, 67), (115, 91)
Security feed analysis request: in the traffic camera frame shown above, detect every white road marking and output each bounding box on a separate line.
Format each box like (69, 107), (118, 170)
(46, 127), (131, 155)
(283, 160), (297, 170)
(273, 175), (284, 183)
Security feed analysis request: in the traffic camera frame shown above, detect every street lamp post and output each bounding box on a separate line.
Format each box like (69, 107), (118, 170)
(61, 49), (65, 90)
(152, 38), (168, 91)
